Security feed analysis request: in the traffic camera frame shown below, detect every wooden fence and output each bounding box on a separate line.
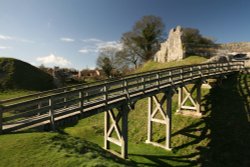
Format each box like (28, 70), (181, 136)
(0, 61), (245, 133)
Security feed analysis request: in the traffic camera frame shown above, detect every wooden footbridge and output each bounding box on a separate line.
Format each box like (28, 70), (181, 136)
(0, 61), (246, 158)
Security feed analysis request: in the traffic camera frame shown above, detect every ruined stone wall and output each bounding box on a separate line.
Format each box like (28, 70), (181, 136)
(154, 41), (168, 63)
(219, 42), (250, 53)
(155, 26), (250, 63)
(167, 26), (185, 61)
(155, 26), (185, 63)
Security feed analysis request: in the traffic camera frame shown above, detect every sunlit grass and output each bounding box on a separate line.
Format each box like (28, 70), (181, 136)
(0, 57), (249, 166)
(135, 56), (207, 73)
(0, 90), (37, 100)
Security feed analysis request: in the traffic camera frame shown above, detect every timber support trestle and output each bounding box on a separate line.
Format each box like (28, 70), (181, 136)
(146, 91), (173, 150)
(104, 104), (129, 159)
(177, 81), (202, 116)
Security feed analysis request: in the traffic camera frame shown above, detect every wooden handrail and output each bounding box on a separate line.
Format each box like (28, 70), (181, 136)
(0, 61), (244, 104)
(0, 61), (245, 133)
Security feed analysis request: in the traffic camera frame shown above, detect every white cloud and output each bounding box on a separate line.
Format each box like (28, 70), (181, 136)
(96, 41), (122, 50)
(36, 54), (71, 67)
(79, 38), (122, 54)
(0, 34), (12, 40)
(0, 46), (11, 50)
(0, 34), (34, 43)
(60, 37), (75, 42)
(82, 38), (103, 43)
(19, 39), (35, 43)
(79, 49), (90, 54)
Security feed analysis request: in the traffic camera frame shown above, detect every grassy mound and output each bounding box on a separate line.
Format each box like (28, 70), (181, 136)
(0, 57), (55, 91)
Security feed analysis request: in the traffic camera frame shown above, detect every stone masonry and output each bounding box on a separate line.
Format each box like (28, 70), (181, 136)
(155, 26), (250, 64)
(155, 26), (185, 63)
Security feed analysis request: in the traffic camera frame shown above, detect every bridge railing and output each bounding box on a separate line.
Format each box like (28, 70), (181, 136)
(0, 61), (245, 132)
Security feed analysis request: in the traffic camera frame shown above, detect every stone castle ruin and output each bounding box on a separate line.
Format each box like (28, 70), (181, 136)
(220, 42), (250, 53)
(155, 26), (250, 63)
(154, 26), (185, 63)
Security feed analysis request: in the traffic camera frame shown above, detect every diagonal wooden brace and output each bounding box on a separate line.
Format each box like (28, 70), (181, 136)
(104, 105), (129, 159)
(177, 81), (202, 115)
(146, 91), (173, 150)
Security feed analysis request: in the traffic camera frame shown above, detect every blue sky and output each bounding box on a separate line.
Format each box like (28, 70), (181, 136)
(0, 0), (249, 70)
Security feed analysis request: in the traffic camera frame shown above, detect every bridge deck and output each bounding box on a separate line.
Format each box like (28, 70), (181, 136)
(0, 61), (245, 133)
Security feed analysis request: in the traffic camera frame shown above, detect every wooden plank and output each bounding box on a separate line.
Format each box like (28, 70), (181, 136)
(3, 106), (50, 122)
(181, 105), (196, 110)
(151, 118), (166, 124)
(107, 137), (122, 146)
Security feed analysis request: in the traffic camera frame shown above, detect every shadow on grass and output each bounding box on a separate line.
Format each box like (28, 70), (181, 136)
(238, 72), (250, 122)
(198, 74), (250, 167)
(130, 73), (250, 167)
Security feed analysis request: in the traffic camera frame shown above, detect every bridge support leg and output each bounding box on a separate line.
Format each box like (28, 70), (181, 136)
(48, 98), (56, 131)
(177, 81), (202, 116)
(146, 91), (173, 150)
(104, 104), (129, 159)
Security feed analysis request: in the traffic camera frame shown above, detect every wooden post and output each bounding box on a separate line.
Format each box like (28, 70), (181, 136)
(198, 66), (202, 78)
(141, 77), (145, 91)
(156, 73), (160, 88)
(206, 64), (209, 74)
(79, 91), (83, 114)
(169, 71), (172, 83)
(146, 96), (153, 142)
(177, 87), (182, 113)
(180, 68), (183, 81)
(166, 91), (172, 150)
(36, 95), (42, 116)
(38, 95), (41, 109)
(124, 80), (129, 99)
(121, 104), (128, 159)
(64, 89), (67, 108)
(104, 110), (110, 150)
(190, 67), (193, 79)
(196, 82), (201, 114)
(49, 97), (55, 131)
(103, 85), (108, 104)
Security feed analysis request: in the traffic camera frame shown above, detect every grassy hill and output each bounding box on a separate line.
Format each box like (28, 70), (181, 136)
(0, 56), (249, 166)
(0, 57), (55, 91)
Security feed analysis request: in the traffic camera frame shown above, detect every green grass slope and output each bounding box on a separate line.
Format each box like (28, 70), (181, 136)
(135, 56), (207, 73)
(0, 57), (249, 166)
(63, 73), (250, 167)
(0, 57), (55, 91)
(0, 132), (133, 167)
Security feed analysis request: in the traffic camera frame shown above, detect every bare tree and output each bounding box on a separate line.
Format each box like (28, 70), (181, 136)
(96, 46), (120, 78)
(115, 48), (139, 69)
